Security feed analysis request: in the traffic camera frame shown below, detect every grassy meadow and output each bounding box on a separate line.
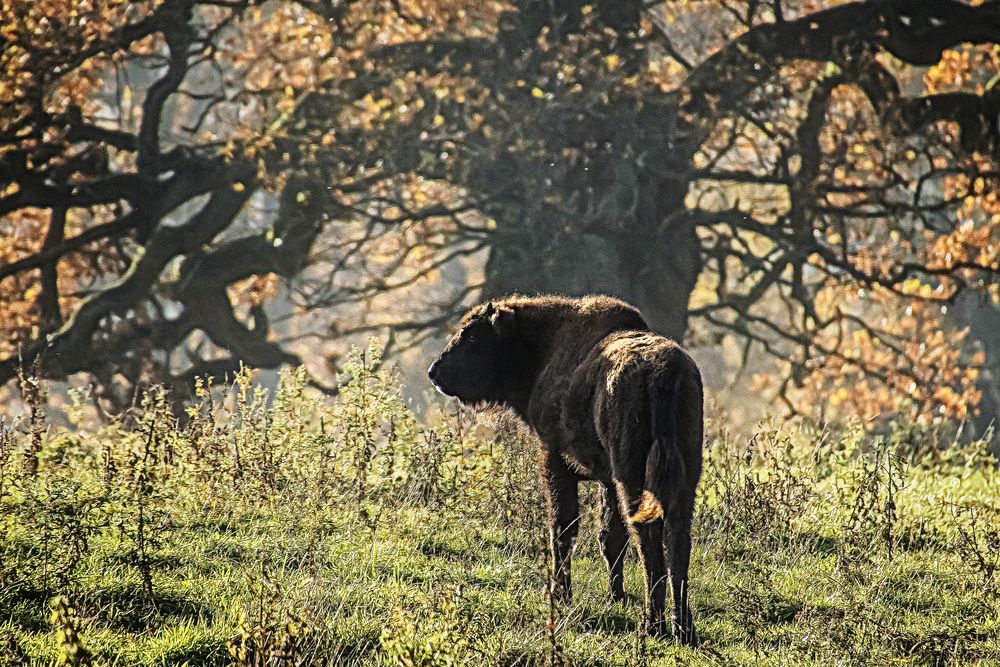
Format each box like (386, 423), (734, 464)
(1, 342), (998, 666)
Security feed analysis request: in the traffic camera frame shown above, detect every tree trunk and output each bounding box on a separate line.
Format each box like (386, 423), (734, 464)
(951, 292), (1000, 454)
(482, 177), (699, 342)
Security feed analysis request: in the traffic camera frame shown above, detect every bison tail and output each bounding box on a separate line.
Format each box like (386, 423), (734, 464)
(629, 371), (686, 525)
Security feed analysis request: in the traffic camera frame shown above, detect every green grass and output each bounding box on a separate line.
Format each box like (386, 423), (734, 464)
(1, 343), (998, 666)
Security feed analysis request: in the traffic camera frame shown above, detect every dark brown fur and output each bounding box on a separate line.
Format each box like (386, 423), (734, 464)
(429, 294), (703, 644)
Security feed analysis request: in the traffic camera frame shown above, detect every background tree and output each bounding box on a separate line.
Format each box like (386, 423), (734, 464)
(278, 0), (1000, 427)
(0, 0), (487, 407)
(1, 0), (998, 430)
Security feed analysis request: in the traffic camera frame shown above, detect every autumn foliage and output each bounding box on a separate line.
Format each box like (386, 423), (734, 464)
(0, 0), (998, 428)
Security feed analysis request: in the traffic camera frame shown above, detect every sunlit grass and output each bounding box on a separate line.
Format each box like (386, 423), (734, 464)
(1, 342), (997, 665)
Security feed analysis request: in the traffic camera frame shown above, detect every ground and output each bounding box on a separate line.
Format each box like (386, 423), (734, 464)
(1, 343), (998, 666)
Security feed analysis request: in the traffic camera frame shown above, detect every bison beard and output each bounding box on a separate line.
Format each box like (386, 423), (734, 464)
(429, 294), (703, 645)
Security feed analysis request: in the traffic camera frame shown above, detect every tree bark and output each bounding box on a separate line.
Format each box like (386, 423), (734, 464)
(951, 292), (1000, 454)
(482, 176), (699, 342)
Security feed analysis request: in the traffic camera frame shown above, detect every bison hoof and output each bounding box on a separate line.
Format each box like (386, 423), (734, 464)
(645, 616), (670, 639)
(609, 584), (626, 604)
(552, 585), (572, 605)
(672, 621), (699, 647)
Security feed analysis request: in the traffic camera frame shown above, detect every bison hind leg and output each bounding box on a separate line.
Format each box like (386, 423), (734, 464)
(599, 483), (628, 603)
(665, 501), (698, 646)
(635, 518), (669, 638)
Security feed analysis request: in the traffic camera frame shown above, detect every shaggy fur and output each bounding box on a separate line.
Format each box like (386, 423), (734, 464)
(429, 294), (703, 644)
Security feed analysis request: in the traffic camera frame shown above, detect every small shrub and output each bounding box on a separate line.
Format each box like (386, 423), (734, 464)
(50, 595), (92, 667)
(228, 615), (314, 667)
(379, 589), (470, 667)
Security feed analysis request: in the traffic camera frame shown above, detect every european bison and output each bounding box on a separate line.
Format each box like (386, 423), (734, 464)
(428, 294), (703, 644)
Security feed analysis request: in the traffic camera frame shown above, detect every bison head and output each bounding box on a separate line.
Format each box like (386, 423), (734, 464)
(428, 301), (516, 405)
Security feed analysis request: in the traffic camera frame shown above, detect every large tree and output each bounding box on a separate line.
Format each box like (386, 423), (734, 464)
(2, 0), (998, 423)
(0, 0), (429, 406)
(281, 0), (1000, 422)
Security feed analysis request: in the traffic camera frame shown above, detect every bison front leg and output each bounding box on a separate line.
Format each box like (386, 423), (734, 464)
(600, 483), (628, 603)
(544, 453), (580, 604)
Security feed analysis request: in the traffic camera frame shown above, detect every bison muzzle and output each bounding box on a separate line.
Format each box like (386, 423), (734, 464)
(429, 294), (703, 645)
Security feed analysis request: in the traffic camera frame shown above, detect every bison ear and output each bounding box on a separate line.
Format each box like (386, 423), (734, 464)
(490, 305), (516, 334)
(483, 301), (495, 317)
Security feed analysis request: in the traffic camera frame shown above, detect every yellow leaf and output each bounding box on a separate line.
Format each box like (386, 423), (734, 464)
(531, 87), (545, 99)
(604, 54), (620, 71)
